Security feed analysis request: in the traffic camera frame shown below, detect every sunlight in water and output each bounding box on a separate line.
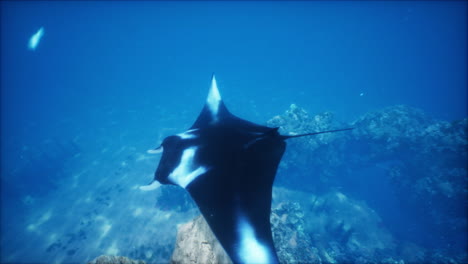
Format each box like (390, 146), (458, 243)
(106, 241), (119, 255)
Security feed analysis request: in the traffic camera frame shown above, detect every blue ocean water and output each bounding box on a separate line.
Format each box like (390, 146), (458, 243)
(1, 1), (466, 263)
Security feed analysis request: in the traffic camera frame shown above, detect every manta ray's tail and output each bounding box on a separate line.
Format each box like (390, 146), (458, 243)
(280, 127), (354, 140)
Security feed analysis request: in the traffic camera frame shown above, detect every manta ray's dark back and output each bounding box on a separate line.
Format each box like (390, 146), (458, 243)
(144, 75), (352, 264)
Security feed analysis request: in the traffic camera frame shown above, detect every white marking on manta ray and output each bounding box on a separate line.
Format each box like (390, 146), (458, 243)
(28, 27), (44, 50)
(237, 215), (271, 264)
(169, 147), (208, 188)
(139, 180), (161, 191)
(177, 129), (198, 139)
(207, 75), (221, 122)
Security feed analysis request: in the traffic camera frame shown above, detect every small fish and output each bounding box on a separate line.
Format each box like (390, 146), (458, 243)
(28, 27), (44, 50)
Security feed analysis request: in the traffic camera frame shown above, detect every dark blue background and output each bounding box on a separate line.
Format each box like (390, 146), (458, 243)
(2, 1), (466, 143)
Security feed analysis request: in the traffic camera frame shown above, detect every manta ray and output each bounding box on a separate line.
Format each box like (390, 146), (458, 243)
(142, 75), (352, 264)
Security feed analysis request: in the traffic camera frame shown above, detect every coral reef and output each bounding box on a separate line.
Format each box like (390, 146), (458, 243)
(270, 201), (321, 263)
(267, 104), (467, 261)
(268, 104), (352, 192)
(273, 187), (404, 264)
(302, 191), (397, 264)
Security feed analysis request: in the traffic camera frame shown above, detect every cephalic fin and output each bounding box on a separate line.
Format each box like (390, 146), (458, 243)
(147, 146), (163, 154)
(139, 181), (161, 191)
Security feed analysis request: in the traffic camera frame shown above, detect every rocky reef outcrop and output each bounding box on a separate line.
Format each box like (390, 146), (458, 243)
(268, 104), (467, 261)
(171, 214), (231, 264)
(271, 202), (321, 263)
(171, 196), (404, 264)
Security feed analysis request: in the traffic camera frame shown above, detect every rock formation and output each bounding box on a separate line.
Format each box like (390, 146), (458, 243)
(171, 215), (231, 264)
